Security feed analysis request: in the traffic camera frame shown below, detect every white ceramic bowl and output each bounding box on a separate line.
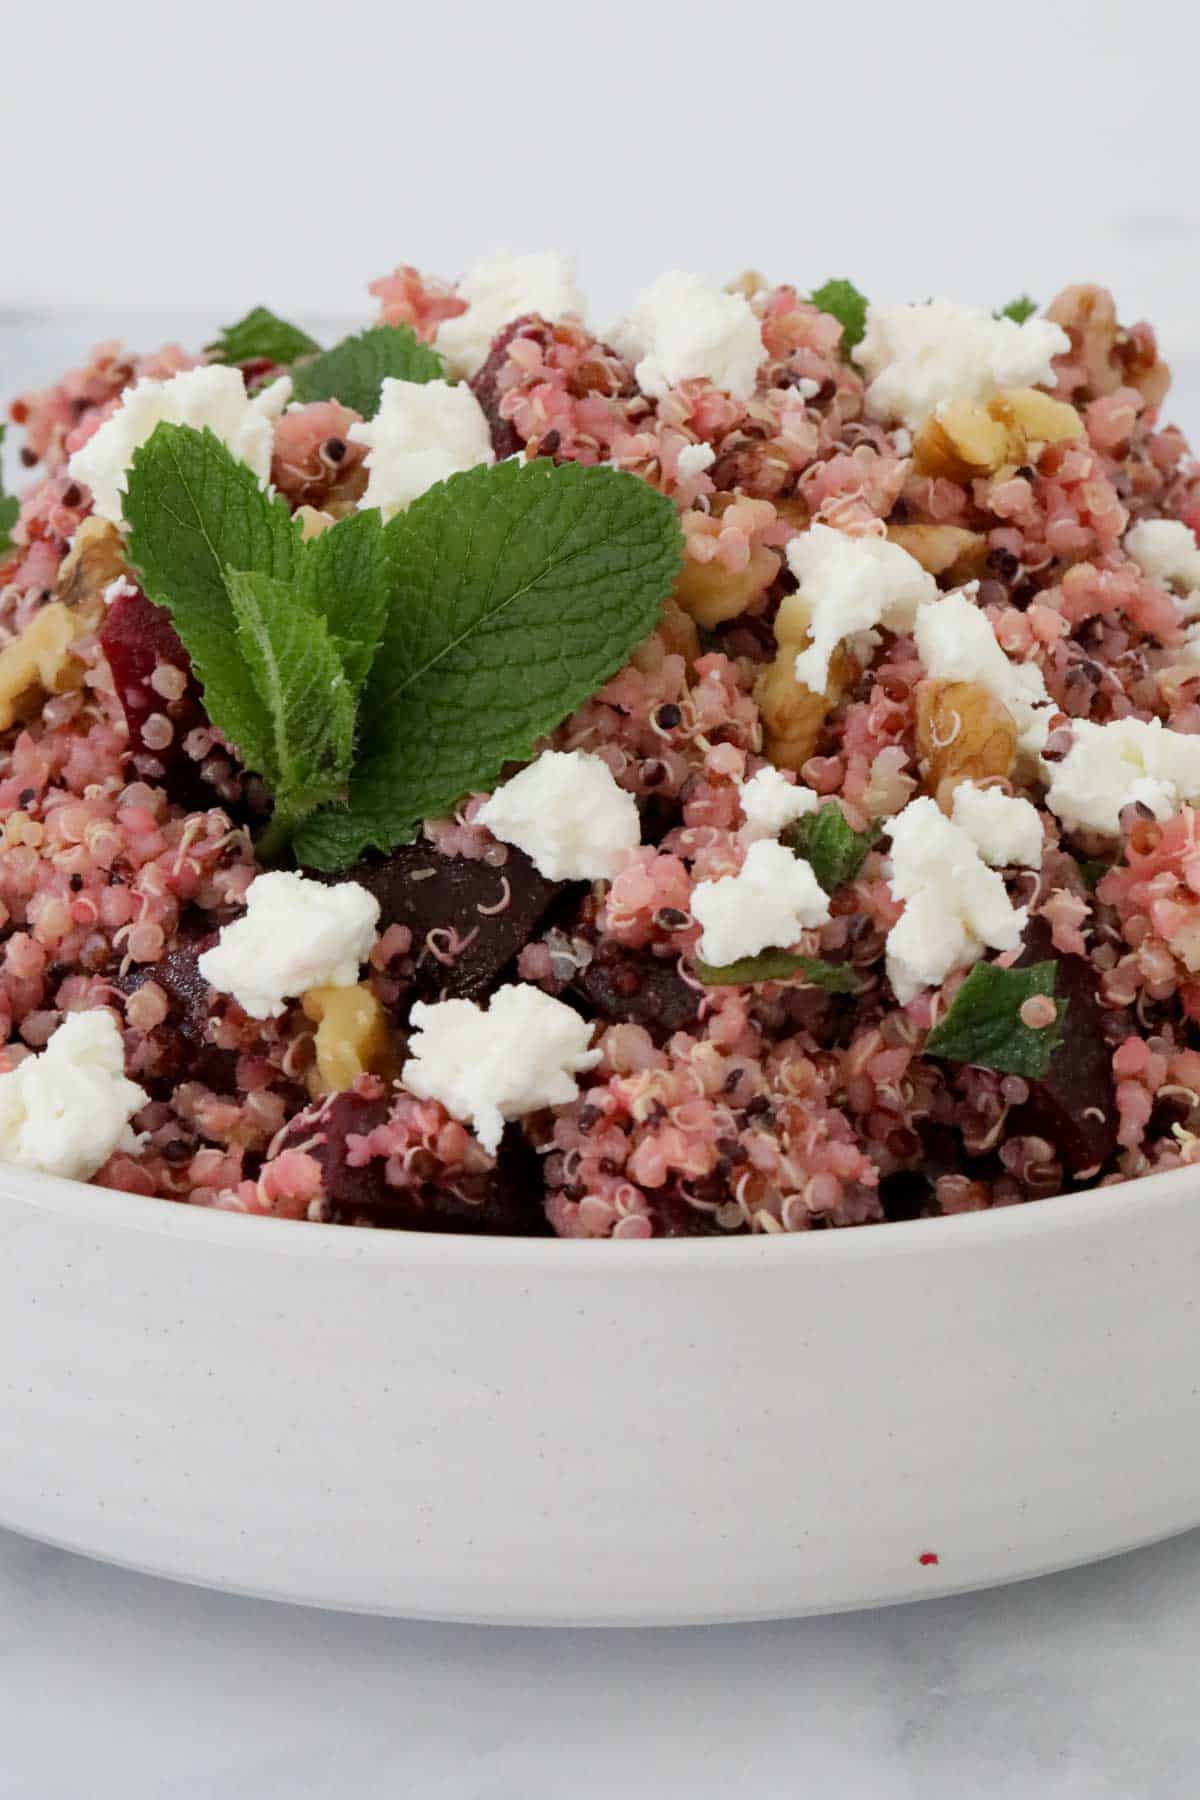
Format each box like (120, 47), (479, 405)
(3, 1163), (1200, 1624)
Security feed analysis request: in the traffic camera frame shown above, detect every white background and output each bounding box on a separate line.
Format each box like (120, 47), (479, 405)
(4, 3), (1200, 1794)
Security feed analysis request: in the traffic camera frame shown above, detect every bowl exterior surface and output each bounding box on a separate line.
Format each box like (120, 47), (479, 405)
(1, 1168), (1199, 1624)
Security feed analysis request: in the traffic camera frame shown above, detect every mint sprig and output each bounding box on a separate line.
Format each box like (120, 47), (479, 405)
(207, 307), (320, 368)
(923, 959), (1065, 1079)
(695, 950), (862, 991)
(295, 508), (388, 698)
(0, 426), (19, 555)
(810, 279), (869, 354)
(782, 804), (881, 893)
(296, 458), (683, 868)
(290, 325), (444, 417)
(997, 294), (1038, 325)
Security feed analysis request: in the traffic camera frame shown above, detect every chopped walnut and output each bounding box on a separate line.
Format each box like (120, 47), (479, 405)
(887, 522), (988, 585)
(0, 604), (88, 732)
(632, 596), (700, 672)
(55, 516), (126, 622)
(295, 506), (336, 541)
(302, 984), (395, 1097)
(912, 388), (1083, 482)
(1047, 284), (1170, 409)
(755, 643), (852, 772)
(914, 678), (1016, 811)
(673, 541), (779, 629)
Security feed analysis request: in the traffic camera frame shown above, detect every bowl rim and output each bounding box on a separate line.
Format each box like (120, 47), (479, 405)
(0, 1154), (1191, 1270)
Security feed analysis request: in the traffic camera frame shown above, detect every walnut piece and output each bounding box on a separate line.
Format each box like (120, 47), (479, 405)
(914, 678), (1016, 811)
(0, 604), (88, 732)
(755, 643), (852, 772)
(912, 387), (1083, 482)
(55, 516), (126, 622)
(302, 984), (395, 1097)
(673, 542), (779, 629)
(887, 522), (988, 585)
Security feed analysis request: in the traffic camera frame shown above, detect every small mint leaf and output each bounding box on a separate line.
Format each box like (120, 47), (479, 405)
(296, 510), (388, 698)
(782, 804), (881, 893)
(224, 569), (355, 854)
(810, 279), (869, 354)
(290, 324), (444, 417)
(997, 294), (1038, 325)
(696, 950), (862, 991)
(124, 424), (301, 766)
(0, 426), (19, 555)
(295, 459), (684, 870)
(923, 959), (1066, 1079)
(206, 306), (320, 368)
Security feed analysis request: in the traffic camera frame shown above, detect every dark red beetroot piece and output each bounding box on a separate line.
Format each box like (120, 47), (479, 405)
(281, 1087), (550, 1234)
(1009, 916), (1118, 1177)
(114, 932), (239, 1096)
(468, 316), (535, 461)
(572, 949), (701, 1045)
(335, 843), (571, 1010)
(100, 584), (204, 780)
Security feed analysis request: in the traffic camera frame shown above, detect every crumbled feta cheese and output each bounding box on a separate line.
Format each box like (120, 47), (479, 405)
(884, 796), (1028, 1003)
(691, 838), (830, 965)
(435, 250), (586, 378)
(68, 366), (293, 528)
(1043, 716), (1200, 838)
(1124, 519), (1200, 619)
(609, 272), (764, 402)
(0, 1011), (148, 1181)
(914, 587), (1054, 754)
(951, 781), (1044, 869)
(402, 983), (600, 1155)
(787, 524), (937, 694)
(853, 300), (1070, 430)
(737, 766), (819, 843)
(349, 378), (494, 520)
(475, 750), (641, 881)
(198, 873), (380, 1020)
(676, 441), (716, 480)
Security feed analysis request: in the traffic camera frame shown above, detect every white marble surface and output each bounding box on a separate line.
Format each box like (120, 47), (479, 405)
(1, 1523), (1198, 1798)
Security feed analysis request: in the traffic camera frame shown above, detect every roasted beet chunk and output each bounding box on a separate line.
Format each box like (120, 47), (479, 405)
(100, 584), (204, 776)
(283, 1089), (550, 1234)
(1011, 917), (1118, 1177)
(334, 843), (571, 1010)
(115, 933), (238, 1095)
(573, 949), (701, 1045)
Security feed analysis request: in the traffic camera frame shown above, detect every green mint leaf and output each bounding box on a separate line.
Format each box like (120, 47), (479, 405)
(295, 510), (388, 698)
(206, 306), (320, 368)
(124, 424), (301, 767)
(997, 294), (1038, 325)
(810, 279), (869, 354)
(224, 569), (355, 852)
(290, 324), (444, 417)
(923, 959), (1066, 1079)
(695, 950), (862, 991)
(782, 804), (881, 893)
(1076, 856), (1112, 893)
(294, 459), (684, 869)
(0, 426), (19, 555)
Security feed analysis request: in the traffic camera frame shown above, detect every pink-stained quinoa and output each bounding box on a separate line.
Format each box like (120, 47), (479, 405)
(5, 267), (1200, 1236)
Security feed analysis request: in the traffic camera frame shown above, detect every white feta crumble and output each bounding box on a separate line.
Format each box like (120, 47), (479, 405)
(198, 872), (380, 1021)
(475, 749), (641, 881)
(1124, 519), (1200, 619)
(401, 983), (600, 1155)
(950, 781), (1044, 869)
(676, 441), (716, 480)
(884, 797), (1028, 1004)
(787, 523), (937, 694)
(609, 271), (764, 402)
(853, 300), (1070, 430)
(914, 587), (1055, 754)
(691, 838), (830, 966)
(1043, 716), (1200, 839)
(68, 366), (293, 528)
(736, 766), (819, 843)
(349, 378), (494, 520)
(435, 250), (586, 378)
(0, 1011), (148, 1182)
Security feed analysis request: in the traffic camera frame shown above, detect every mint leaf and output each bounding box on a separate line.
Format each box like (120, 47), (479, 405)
(295, 510), (388, 698)
(125, 424), (301, 766)
(997, 294), (1038, 325)
(291, 325), (443, 417)
(696, 950), (862, 991)
(810, 279), (869, 354)
(783, 804), (881, 893)
(0, 426), (19, 555)
(1077, 856), (1112, 893)
(295, 459), (684, 869)
(224, 569), (355, 853)
(207, 307), (320, 368)
(923, 959), (1066, 1079)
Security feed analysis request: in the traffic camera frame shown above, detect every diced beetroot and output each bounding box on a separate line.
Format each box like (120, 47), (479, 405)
(281, 1088), (550, 1234)
(573, 950), (701, 1045)
(1011, 916), (1118, 1177)
(334, 844), (572, 1010)
(100, 584), (204, 774)
(468, 316), (534, 460)
(648, 1184), (728, 1237)
(115, 931), (238, 1095)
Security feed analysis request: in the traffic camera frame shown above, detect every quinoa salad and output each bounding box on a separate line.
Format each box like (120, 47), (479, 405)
(0, 256), (1198, 1238)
